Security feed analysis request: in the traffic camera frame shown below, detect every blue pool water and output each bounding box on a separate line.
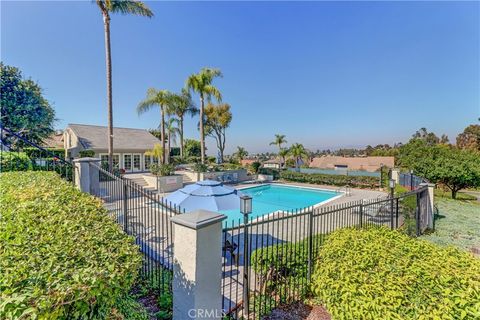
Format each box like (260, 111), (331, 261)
(221, 184), (340, 221)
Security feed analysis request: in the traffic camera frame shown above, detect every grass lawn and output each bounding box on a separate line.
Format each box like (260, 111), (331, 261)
(421, 195), (479, 252)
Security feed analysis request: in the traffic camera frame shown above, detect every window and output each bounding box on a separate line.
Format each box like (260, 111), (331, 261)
(144, 154), (153, 170)
(100, 154), (120, 169)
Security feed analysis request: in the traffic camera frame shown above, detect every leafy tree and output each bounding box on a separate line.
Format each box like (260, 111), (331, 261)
(250, 161), (261, 174)
(397, 139), (480, 198)
(204, 102), (232, 163)
(412, 127), (440, 146)
(456, 124), (480, 151)
(94, 0), (153, 170)
(170, 89), (198, 158)
(185, 67), (222, 164)
(184, 139), (202, 158)
(233, 146), (248, 161)
(288, 143), (309, 170)
(0, 63), (55, 144)
(137, 89), (174, 164)
(278, 148), (289, 168)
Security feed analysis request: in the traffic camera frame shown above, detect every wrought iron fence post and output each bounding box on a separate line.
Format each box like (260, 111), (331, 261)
(243, 212), (250, 316)
(395, 198), (399, 229)
(415, 191), (421, 236)
(307, 207), (314, 282)
(123, 182), (128, 234)
(359, 203), (363, 228)
(390, 190), (395, 230)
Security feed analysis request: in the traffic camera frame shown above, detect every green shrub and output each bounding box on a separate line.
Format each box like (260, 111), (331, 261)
(258, 167), (281, 179)
(150, 163), (174, 177)
(0, 171), (142, 319)
(23, 147), (65, 159)
(193, 162), (208, 173)
(250, 161), (261, 174)
(78, 149), (95, 157)
(0, 151), (32, 171)
(312, 227), (480, 320)
(280, 170), (379, 188)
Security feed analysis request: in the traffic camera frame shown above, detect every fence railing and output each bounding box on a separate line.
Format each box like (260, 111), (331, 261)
(399, 172), (428, 190)
(0, 126), (74, 181)
(88, 162), (184, 297)
(221, 186), (431, 319)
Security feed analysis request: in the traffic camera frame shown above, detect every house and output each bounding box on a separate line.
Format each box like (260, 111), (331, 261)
(41, 130), (64, 149)
(309, 156), (394, 172)
(263, 158), (284, 169)
(240, 159), (257, 167)
(64, 124), (161, 172)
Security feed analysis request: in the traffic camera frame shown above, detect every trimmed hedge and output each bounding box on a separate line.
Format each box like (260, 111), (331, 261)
(0, 171), (142, 319)
(280, 170), (379, 188)
(312, 227), (480, 319)
(0, 151), (32, 171)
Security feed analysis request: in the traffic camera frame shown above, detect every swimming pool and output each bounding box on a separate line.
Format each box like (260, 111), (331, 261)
(221, 184), (342, 221)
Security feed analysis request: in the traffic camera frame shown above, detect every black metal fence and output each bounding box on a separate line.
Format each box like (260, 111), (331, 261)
(221, 186), (432, 319)
(0, 126), (74, 181)
(88, 162), (184, 297)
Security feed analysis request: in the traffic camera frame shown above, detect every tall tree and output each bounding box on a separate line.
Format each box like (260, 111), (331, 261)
(170, 89), (198, 158)
(137, 89), (173, 164)
(166, 117), (180, 161)
(233, 146), (248, 161)
(288, 143), (309, 171)
(269, 134), (287, 151)
(95, 0), (153, 170)
(456, 124), (480, 151)
(204, 102), (232, 162)
(0, 63), (55, 144)
(185, 67), (222, 164)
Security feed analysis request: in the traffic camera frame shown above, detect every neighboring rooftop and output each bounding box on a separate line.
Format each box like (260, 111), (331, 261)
(41, 131), (64, 149)
(67, 124), (160, 151)
(309, 156), (394, 172)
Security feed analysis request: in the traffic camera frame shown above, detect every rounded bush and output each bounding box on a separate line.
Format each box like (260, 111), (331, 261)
(0, 171), (142, 319)
(312, 227), (480, 319)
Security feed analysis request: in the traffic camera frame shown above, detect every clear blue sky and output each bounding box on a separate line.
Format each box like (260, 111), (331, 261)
(2, 1), (479, 154)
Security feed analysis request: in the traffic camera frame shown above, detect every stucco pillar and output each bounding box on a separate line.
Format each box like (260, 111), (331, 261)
(171, 210), (226, 320)
(73, 157), (101, 195)
(419, 182), (435, 229)
(391, 168), (400, 184)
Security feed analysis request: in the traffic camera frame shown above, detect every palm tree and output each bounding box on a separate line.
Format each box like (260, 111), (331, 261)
(288, 143), (309, 171)
(137, 89), (173, 164)
(185, 68), (222, 164)
(233, 146), (248, 162)
(170, 89), (198, 158)
(145, 143), (164, 165)
(269, 134), (287, 151)
(95, 0), (153, 171)
(278, 148), (289, 168)
(166, 117), (180, 162)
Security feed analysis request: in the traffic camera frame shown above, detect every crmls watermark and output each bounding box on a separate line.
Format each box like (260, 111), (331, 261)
(187, 308), (225, 319)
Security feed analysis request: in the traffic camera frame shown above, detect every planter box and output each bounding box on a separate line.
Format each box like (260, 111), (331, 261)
(257, 174), (273, 182)
(157, 175), (183, 193)
(200, 169), (249, 183)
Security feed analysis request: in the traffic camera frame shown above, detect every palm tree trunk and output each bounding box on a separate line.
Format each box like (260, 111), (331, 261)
(199, 95), (205, 164)
(168, 133), (171, 164)
(103, 12), (114, 171)
(179, 117), (184, 158)
(161, 106), (166, 164)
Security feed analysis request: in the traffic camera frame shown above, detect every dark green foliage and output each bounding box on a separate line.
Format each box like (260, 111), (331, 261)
(312, 227), (480, 319)
(0, 151), (32, 171)
(250, 161), (261, 174)
(184, 139), (202, 157)
(78, 149), (95, 157)
(193, 162), (208, 173)
(0, 63), (55, 144)
(23, 147), (65, 159)
(0, 171), (142, 319)
(280, 170), (379, 188)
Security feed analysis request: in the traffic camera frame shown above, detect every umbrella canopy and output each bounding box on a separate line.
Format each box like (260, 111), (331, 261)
(165, 180), (243, 213)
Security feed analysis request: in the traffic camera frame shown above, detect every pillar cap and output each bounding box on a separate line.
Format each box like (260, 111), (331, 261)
(419, 182), (435, 187)
(73, 157), (101, 163)
(171, 210), (226, 230)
